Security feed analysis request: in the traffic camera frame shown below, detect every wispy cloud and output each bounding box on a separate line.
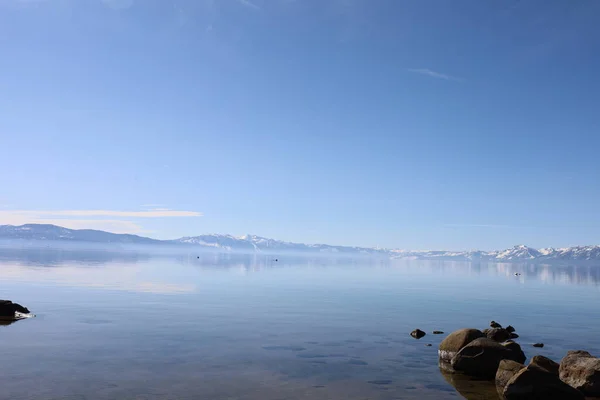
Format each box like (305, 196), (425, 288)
(444, 224), (530, 229)
(11, 209), (203, 218)
(101, 0), (135, 10)
(0, 209), (202, 234)
(238, 0), (260, 10)
(407, 68), (463, 82)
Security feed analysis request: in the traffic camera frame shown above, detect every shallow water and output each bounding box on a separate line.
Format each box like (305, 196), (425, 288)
(1, 245), (600, 400)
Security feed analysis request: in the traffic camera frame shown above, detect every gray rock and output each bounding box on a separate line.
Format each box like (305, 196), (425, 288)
(506, 325), (516, 333)
(451, 338), (526, 379)
(438, 328), (485, 363)
(495, 359), (525, 392)
(484, 327), (511, 342)
(529, 355), (559, 376)
(559, 350), (600, 396)
(533, 343), (544, 348)
(504, 365), (584, 399)
(502, 341), (526, 364)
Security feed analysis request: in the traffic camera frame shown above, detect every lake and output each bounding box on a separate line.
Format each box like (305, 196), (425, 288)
(1, 244), (600, 400)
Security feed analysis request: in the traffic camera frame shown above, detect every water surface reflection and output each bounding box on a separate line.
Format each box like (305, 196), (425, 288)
(0, 245), (599, 399)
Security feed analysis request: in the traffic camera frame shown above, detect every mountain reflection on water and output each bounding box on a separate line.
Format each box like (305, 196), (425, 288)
(2, 243), (600, 286)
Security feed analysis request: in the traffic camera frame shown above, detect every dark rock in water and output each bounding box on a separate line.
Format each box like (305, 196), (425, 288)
(438, 328), (485, 363)
(451, 338), (526, 379)
(509, 332), (519, 339)
(410, 329), (426, 339)
(496, 359), (525, 393)
(0, 300), (30, 317)
(529, 355), (559, 376)
(559, 350), (600, 397)
(533, 343), (544, 348)
(506, 325), (516, 333)
(433, 330), (444, 334)
(504, 365), (584, 399)
(490, 320), (502, 329)
(425, 344), (432, 347)
(484, 327), (511, 342)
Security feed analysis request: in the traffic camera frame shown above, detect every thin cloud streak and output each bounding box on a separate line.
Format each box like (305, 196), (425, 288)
(0, 209), (202, 234)
(0, 216), (146, 234)
(445, 224), (533, 229)
(2, 209), (202, 218)
(407, 68), (463, 82)
(238, 0), (260, 10)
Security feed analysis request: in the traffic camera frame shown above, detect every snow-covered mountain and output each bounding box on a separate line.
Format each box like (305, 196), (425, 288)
(390, 244), (600, 262)
(174, 234), (389, 255)
(1, 224), (599, 261)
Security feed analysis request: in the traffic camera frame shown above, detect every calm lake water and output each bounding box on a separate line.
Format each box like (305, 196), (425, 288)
(1, 244), (600, 400)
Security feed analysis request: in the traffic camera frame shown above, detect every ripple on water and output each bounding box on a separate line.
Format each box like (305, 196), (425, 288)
(367, 380), (392, 385)
(262, 345), (306, 351)
(347, 359), (368, 366)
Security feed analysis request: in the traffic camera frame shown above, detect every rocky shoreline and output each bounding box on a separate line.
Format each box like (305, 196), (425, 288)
(422, 321), (600, 399)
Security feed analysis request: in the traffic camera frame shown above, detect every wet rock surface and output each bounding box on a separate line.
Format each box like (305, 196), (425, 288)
(450, 338), (526, 379)
(438, 328), (485, 363)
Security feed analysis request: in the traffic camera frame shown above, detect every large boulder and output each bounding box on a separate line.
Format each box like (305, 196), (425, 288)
(504, 365), (584, 399)
(502, 341), (526, 364)
(438, 328), (484, 363)
(0, 300), (30, 317)
(483, 327), (511, 342)
(450, 338), (526, 378)
(559, 350), (600, 396)
(495, 359), (525, 392)
(529, 355), (559, 376)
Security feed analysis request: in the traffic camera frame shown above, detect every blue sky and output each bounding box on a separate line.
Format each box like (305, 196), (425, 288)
(1, 0), (599, 250)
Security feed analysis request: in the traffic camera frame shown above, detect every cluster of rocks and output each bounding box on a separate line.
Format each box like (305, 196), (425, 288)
(437, 322), (600, 399)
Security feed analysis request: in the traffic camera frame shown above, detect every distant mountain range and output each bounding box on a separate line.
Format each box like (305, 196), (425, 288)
(1, 224), (599, 262)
